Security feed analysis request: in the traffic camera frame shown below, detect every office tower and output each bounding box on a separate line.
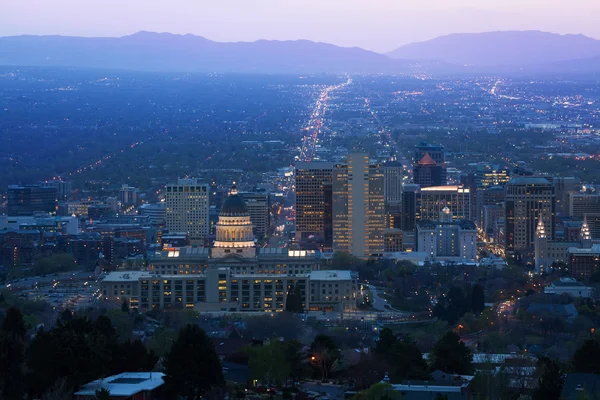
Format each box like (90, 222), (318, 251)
(41, 180), (72, 201)
(419, 186), (471, 221)
(554, 177), (581, 216)
(386, 200), (402, 229)
(332, 154), (385, 258)
(240, 192), (270, 240)
(7, 185), (57, 216)
(460, 173), (477, 224)
(413, 142), (446, 188)
(401, 184), (419, 231)
(295, 162), (334, 248)
(476, 186), (505, 223)
(505, 177), (555, 253)
(383, 161), (403, 202)
(474, 163), (510, 189)
(165, 178), (209, 245)
(119, 184), (139, 205)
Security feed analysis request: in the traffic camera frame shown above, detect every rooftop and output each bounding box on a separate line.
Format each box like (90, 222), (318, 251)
(75, 372), (164, 397)
(509, 177), (552, 186)
(102, 271), (151, 283)
(309, 270), (353, 281)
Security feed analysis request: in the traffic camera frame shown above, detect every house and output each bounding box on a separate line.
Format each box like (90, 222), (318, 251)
(75, 372), (164, 400)
(526, 303), (579, 322)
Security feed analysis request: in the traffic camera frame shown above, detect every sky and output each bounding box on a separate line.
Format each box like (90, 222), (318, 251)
(2, 0), (600, 52)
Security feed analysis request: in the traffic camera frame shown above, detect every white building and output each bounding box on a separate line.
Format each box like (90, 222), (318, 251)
(139, 202), (167, 226)
(165, 178), (209, 245)
(416, 208), (477, 262)
(544, 278), (595, 298)
(0, 214), (80, 235)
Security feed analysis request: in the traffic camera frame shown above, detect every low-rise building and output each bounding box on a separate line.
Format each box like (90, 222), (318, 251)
(545, 278), (595, 298)
(416, 208), (477, 262)
(75, 372), (164, 399)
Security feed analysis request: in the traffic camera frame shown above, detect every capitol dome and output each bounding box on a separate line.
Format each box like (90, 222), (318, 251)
(220, 185), (248, 216)
(213, 185), (255, 250)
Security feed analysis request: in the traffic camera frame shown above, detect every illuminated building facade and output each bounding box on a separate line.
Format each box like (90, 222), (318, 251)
(165, 178), (209, 245)
(101, 186), (356, 312)
(332, 154), (385, 258)
(419, 186), (471, 221)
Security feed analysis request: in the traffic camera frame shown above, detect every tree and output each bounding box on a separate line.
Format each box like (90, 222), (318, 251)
(388, 338), (429, 381)
(1, 306), (27, 339)
(95, 388), (111, 400)
(111, 340), (158, 374)
(430, 331), (473, 375)
(26, 317), (114, 397)
(121, 299), (129, 313)
(0, 332), (25, 399)
(352, 382), (402, 400)
(285, 286), (304, 313)
(375, 328), (397, 355)
(247, 340), (290, 386)
(310, 334), (340, 380)
(533, 358), (564, 400)
(572, 338), (600, 374)
(471, 284), (485, 315)
(163, 324), (224, 400)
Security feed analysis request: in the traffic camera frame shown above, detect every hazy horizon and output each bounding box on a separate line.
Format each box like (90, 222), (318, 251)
(2, 0), (600, 52)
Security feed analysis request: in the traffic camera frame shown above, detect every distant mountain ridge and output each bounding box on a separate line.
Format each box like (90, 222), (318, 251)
(387, 31), (600, 66)
(1, 30), (600, 75)
(0, 31), (407, 74)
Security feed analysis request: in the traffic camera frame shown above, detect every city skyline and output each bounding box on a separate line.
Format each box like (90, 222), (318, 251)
(1, 0), (599, 52)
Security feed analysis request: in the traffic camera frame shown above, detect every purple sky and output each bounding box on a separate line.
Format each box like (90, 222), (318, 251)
(2, 0), (599, 52)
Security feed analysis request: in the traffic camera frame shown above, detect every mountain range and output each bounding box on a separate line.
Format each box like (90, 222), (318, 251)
(1, 30), (599, 75)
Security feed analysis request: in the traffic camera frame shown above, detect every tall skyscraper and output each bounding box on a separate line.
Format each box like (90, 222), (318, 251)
(383, 161), (403, 202)
(419, 186), (471, 221)
(474, 163), (510, 189)
(240, 192), (270, 240)
(165, 178), (209, 245)
(505, 177), (555, 254)
(119, 184), (139, 205)
(413, 142), (446, 188)
(295, 162), (334, 249)
(332, 154), (385, 258)
(7, 185), (57, 216)
(553, 177), (581, 216)
(401, 184), (419, 231)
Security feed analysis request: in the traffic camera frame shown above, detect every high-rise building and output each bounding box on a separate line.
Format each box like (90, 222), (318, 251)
(401, 184), (419, 231)
(419, 186), (471, 221)
(332, 154), (385, 258)
(554, 177), (581, 216)
(119, 184), (139, 206)
(7, 185), (57, 216)
(476, 186), (505, 223)
(240, 192), (270, 240)
(40, 180), (73, 201)
(474, 164), (510, 189)
(505, 177), (555, 254)
(413, 143), (446, 188)
(295, 162), (334, 248)
(165, 179), (209, 245)
(569, 193), (600, 239)
(383, 161), (403, 202)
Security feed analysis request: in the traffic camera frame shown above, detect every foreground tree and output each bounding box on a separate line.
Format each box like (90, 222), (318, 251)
(247, 340), (290, 386)
(163, 324), (224, 399)
(1, 306), (27, 338)
(572, 338), (600, 374)
(0, 332), (25, 399)
(430, 331), (473, 375)
(310, 334), (340, 380)
(533, 358), (564, 400)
